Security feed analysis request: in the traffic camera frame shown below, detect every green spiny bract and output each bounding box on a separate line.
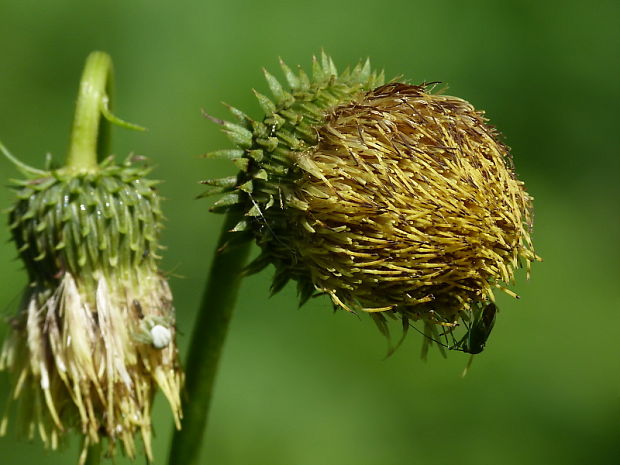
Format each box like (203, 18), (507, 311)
(1, 156), (182, 461)
(9, 157), (162, 289)
(204, 53), (538, 355)
(203, 53), (384, 302)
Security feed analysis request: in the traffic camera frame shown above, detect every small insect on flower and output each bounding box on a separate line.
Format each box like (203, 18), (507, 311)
(135, 315), (175, 349)
(418, 302), (498, 375)
(150, 325), (173, 349)
(452, 303), (498, 355)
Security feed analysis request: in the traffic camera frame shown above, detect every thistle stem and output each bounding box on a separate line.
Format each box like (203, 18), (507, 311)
(167, 211), (251, 465)
(65, 51), (113, 171)
(82, 442), (102, 465)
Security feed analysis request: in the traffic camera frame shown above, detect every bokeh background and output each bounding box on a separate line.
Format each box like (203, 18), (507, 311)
(1, 1), (619, 464)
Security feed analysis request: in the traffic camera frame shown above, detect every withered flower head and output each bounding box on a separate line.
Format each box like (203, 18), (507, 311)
(0, 158), (182, 460)
(0, 51), (182, 463)
(204, 53), (538, 354)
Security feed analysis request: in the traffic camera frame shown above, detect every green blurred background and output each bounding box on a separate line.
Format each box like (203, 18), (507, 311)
(1, 0), (619, 464)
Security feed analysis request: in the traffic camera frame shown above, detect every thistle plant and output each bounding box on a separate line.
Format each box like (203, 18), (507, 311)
(0, 51), (539, 465)
(0, 52), (182, 463)
(169, 52), (539, 465)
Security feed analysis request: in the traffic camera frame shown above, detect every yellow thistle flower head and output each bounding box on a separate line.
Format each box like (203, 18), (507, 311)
(0, 52), (182, 463)
(204, 53), (539, 355)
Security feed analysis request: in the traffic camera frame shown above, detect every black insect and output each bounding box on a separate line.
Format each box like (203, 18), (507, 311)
(451, 303), (497, 355)
(413, 303), (498, 375)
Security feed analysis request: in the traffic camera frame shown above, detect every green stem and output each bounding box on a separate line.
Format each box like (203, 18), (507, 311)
(168, 212), (251, 465)
(65, 51), (113, 171)
(82, 442), (102, 465)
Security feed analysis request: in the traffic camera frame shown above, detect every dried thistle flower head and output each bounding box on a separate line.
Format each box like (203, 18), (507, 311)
(0, 51), (182, 463)
(204, 53), (539, 354)
(0, 157), (182, 461)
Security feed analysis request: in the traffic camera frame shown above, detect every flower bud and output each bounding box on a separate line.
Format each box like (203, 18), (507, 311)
(204, 53), (539, 353)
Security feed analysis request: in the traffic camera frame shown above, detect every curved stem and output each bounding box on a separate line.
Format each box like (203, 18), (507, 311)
(167, 212), (251, 465)
(65, 51), (113, 171)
